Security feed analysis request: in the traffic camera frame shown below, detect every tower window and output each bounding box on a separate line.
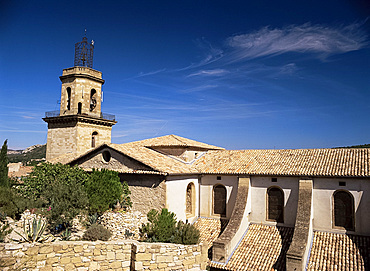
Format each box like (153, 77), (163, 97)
(213, 184), (226, 217)
(66, 87), (71, 110)
(272, 178), (277, 182)
(267, 187), (284, 223)
(91, 131), (98, 148)
(90, 89), (97, 111)
(333, 190), (354, 231)
(186, 182), (195, 217)
(78, 102), (82, 114)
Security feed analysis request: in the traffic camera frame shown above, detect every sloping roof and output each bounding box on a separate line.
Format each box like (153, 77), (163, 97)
(124, 134), (224, 150)
(210, 224), (294, 271)
(194, 148), (370, 177)
(307, 231), (370, 270)
(48, 135), (370, 177)
(193, 217), (222, 249)
(107, 143), (199, 174)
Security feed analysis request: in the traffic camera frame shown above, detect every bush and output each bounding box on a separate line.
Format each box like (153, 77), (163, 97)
(140, 208), (178, 243)
(41, 180), (89, 231)
(82, 224), (111, 241)
(84, 169), (128, 214)
(0, 186), (30, 219)
(173, 221), (200, 245)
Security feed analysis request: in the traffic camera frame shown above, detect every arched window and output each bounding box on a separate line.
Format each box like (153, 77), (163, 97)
(91, 131), (98, 148)
(66, 87), (71, 110)
(90, 89), (97, 111)
(186, 182), (195, 217)
(333, 190), (354, 231)
(213, 184), (226, 217)
(267, 187), (284, 223)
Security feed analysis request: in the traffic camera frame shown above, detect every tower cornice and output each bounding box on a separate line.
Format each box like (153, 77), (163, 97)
(43, 114), (116, 127)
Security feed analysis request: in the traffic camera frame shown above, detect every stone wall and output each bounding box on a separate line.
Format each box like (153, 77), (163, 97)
(120, 174), (166, 214)
(0, 240), (208, 271)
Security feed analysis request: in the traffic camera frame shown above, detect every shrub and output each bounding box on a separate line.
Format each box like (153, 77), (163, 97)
(140, 208), (177, 243)
(84, 169), (128, 214)
(173, 221), (200, 245)
(82, 224), (111, 241)
(0, 186), (30, 219)
(41, 180), (89, 231)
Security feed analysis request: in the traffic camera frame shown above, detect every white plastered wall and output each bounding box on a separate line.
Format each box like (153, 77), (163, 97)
(313, 177), (370, 235)
(199, 175), (238, 219)
(249, 176), (299, 227)
(166, 176), (199, 223)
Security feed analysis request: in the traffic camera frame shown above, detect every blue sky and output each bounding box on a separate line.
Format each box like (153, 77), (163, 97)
(0, 0), (369, 150)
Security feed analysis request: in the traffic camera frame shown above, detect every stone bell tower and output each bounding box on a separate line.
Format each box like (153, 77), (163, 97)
(43, 36), (116, 160)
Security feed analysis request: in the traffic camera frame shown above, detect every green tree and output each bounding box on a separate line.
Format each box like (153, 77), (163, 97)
(20, 162), (89, 200)
(84, 169), (125, 214)
(0, 140), (9, 187)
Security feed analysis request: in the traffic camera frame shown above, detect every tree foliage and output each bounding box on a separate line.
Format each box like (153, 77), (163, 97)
(0, 140), (9, 187)
(84, 169), (126, 214)
(20, 162), (88, 200)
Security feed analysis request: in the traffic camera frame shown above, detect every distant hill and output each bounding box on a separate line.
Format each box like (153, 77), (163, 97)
(7, 144), (46, 165)
(337, 144), (370, 149)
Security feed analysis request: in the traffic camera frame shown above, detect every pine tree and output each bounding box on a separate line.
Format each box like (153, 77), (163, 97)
(0, 139), (9, 187)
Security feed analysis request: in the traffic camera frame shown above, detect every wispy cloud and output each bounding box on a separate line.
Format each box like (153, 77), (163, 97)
(225, 22), (368, 61)
(137, 68), (166, 77)
(187, 69), (229, 77)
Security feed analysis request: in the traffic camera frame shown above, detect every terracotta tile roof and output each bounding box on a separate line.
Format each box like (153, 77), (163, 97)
(108, 143), (199, 174)
(193, 217), (222, 249)
(48, 136), (370, 177)
(195, 148), (370, 177)
(124, 134), (224, 150)
(307, 231), (370, 271)
(211, 224), (294, 271)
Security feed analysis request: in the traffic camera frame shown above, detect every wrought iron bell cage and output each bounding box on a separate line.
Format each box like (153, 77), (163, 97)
(74, 37), (94, 68)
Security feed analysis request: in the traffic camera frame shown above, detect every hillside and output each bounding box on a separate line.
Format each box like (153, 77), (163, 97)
(7, 144), (46, 165)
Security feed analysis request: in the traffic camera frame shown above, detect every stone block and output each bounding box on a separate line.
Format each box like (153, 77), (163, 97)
(135, 261), (143, 270)
(53, 245), (63, 252)
(36, 254), (47, 261)
(25, 246), (39, 255)
(109, 261), (121, 269)
(74, 245), (84, 253)
(93, 255), (106, 261)
(136, 253), (152, 261)
(39, 266), (53, 271)
(60, 256), (71, 264)
(46, 257), (59, 265)
(5, 243), (23, 250)
(39, 246), (53, 254)
(93, 249), (101, 255)
(64, 263), (76, 270)
(72, 256), (82, 263)
(89, 261), (100, 270)
(106, 251), (115, 260)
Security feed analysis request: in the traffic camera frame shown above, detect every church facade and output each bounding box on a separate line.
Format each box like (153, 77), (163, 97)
(44, 38), (370, 271)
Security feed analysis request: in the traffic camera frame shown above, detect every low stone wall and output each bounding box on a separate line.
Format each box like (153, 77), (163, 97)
(0, 240), (208, 271)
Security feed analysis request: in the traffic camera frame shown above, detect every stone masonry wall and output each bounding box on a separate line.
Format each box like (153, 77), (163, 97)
(0, 240), (208, 271)
(120, 174), (166, 214)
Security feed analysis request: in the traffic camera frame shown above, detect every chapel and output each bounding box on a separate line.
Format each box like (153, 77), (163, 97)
(44, 37), (370, 271)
